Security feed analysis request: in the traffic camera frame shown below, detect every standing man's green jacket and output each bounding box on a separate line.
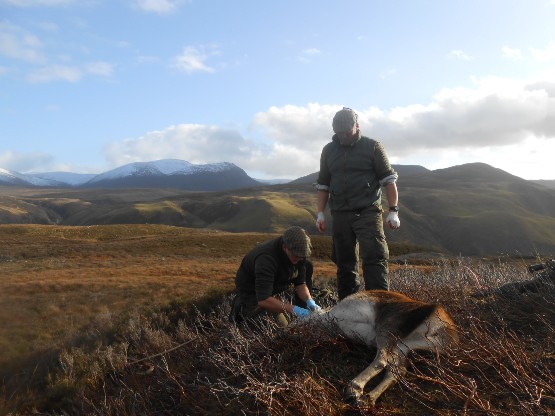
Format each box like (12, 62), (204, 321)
(317, 135), (398, 212)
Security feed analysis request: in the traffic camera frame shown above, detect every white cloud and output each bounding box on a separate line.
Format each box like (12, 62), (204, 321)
(137, 55), (159, 64)
(6, 72), (555, 179)
(98, 73), (555, 180)
(369, 76), (555, 158)
(85, 61), (114, 76)
(395, 135), (555, 181)
(379, 68), (397, 79)
(0, 22), (46, 63)
(530, 42), (555, 62)
(26, 61), (113, 83)
(0, 149), (100, 174)
(304, 48), (320, 55)
(45, 103), (61, 111)
(27, 64), (82, 82)
(251, 103), (334, 151)
(298, 48), (321, 63)
(447, 49), (474, 61)
(100, 107), (332, 179)
(242, 77), (555, 178)
(102, 125), (257, 168)
(133, 0), (189, 15)
(0, 0), (75, 6)
(0, 150), (55, 172)
(501, 46), (522, 60)
(36, 21), (59, 32)
(173, 45), (219, 73)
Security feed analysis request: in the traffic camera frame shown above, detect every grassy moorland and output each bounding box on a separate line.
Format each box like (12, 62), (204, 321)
(0, 224), (339, 413)
(0, 224), (554, 415)
(0, 225), (335, 367)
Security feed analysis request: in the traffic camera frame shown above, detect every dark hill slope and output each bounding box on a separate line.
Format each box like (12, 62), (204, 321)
(290, 164), (430, 185)
(1, 163), (554, 256)
(393, 163), (555, 255)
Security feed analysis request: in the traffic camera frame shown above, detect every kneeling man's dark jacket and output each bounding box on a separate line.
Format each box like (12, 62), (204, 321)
(235, 236), (309, 303)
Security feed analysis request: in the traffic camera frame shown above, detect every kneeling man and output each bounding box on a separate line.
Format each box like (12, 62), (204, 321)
(230, 226), (321, 327)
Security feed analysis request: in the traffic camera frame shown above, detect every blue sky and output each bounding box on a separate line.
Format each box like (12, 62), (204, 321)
(1, 0), (555, 180)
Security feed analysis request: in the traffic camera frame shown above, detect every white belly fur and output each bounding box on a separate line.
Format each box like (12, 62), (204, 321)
(327, 298), (377, 345)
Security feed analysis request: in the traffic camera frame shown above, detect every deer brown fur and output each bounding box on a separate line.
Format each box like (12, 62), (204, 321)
(296, 290), (458, 406)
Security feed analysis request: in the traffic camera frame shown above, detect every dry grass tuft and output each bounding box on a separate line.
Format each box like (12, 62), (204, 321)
(1, 225), (553, 415)
(4, 260), (553, 415)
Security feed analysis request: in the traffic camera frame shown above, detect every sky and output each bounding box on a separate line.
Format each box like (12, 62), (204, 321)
(1, 0), (555, 181)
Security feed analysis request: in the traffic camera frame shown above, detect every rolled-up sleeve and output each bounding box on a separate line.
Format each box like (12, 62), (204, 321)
(373, 141), (398, 186)
(316, 146), (331, 190)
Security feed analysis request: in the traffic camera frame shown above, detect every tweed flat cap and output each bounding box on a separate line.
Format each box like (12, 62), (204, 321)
(282, 226), (312, 258)
(332, 107), (358, 133)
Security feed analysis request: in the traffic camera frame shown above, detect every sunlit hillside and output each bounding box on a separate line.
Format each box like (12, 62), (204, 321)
(2, 162), (555, 255)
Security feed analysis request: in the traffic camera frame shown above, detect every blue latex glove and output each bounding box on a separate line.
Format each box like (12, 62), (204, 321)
(292, 305), (310, 318)
(306, 299), (322, 312)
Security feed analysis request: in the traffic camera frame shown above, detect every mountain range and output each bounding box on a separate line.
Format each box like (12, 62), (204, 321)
(0, 160), (262, 191)
(1, 160), (555, 257)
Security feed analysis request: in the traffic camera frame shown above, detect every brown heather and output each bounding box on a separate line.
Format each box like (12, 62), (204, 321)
(0, 224), (553, 415)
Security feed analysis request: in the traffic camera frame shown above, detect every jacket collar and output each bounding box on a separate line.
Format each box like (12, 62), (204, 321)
(332, 130), (361, 147)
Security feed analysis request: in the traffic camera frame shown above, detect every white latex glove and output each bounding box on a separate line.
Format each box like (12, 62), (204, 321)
(386, 211), (400, 229)
(315, 211), (325, 233)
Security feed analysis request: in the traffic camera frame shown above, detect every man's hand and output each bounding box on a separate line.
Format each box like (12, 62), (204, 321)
(315, 212), (325, 233)
(306, 299), (322, 312)
(386, 211), (400, 229)
(293, 305), (311, 318)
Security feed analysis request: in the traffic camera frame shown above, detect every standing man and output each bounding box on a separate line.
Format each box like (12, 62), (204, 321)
(315, 107), (400, 300)
(230, 226), (321, 327)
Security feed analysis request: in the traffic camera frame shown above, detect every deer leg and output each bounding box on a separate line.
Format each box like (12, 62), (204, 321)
(364, 353), (407, 406)
(344, 348), (389, 405)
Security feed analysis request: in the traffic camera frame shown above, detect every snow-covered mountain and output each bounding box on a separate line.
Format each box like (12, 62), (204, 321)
(0, 160), (263, 191)
(0, 168), (28, 185)
(255, 178), (291, 185)
(87, 160), (235, 183)
(24, 172), (96, 187)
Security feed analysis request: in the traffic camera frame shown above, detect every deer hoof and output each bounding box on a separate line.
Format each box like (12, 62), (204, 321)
(361, 393), (377, 407)
(344, 385), (363, 405)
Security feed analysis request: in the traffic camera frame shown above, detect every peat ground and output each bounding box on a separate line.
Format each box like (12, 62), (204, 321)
(0, 224), (553, 415)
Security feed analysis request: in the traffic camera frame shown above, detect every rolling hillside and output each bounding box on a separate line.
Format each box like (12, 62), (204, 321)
(391, 163), (555, 255)
(1, 163), (554, 256)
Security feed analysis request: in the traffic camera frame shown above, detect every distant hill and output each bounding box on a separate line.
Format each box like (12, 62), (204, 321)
(0, 160), (262, 191)
(532, 180), (555, 190)
(0, 168), (31, 186)
(1, 162), (555, 256)
(289, 164), (430, 185)
(390, 162), (555, 255)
